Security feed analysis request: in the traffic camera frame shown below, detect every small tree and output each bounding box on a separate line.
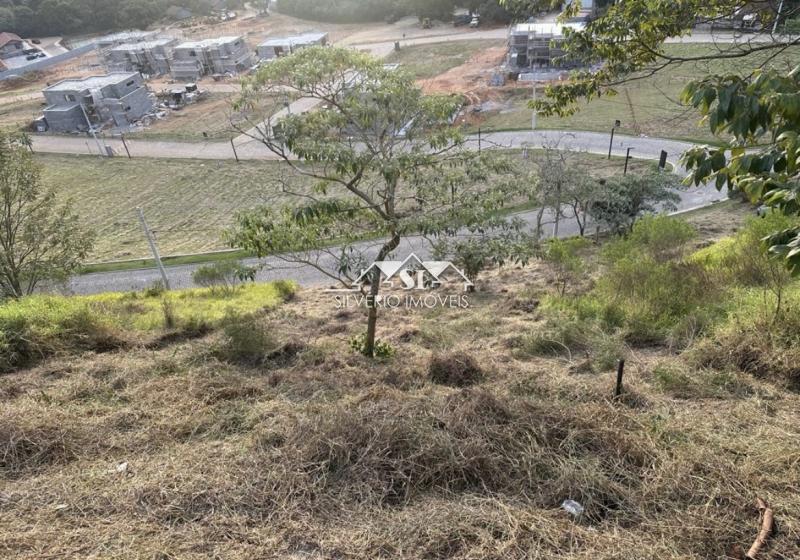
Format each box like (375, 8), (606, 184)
(0, 133), (94, 298)
(229, 47), (516, 357)
(524, 143), (600, 240)
(540, 237), (589, 296)
(588, 171), (681, 235)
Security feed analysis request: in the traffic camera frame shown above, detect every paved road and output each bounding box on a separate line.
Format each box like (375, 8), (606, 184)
(64, 130), (726, 295)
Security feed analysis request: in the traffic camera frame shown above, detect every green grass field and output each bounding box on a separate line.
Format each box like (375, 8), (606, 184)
(386, 39), (505, 80)
(475, 43), (800, 143)
(39, 151), (651, 263)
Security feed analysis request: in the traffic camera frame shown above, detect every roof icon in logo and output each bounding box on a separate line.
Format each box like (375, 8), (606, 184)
(354, 253), (473, 291)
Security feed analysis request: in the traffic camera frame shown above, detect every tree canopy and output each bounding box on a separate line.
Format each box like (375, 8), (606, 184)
(0, 0), (245, 37)
(228, 47), (518, 356)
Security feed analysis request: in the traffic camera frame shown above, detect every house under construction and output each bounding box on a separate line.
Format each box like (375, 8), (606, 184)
(256, 32), (329, 60)
(41, 72), (154, 132)
(170, 36), (253, 80)
(506, 22), (586, 72)
(106, 38), (178, 76)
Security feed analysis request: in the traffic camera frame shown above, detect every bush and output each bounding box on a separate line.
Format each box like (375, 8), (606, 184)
(350, 334), (396, 358)
(540, 237), (589, 295)
(191, 260), (258, 295)
(428, 353), (485, 387)
(596, 217), (719, 344)
(214, 313), (278, 365)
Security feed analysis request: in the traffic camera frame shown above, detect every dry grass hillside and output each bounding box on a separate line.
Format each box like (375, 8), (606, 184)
(1, 202), (799, 559)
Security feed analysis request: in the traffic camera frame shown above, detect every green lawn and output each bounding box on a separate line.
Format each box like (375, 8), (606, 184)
(475, 43), (800, 143)
(386, 39), (505, 80)
(39, 155), (304, 262)
(40, 150), (650, 264)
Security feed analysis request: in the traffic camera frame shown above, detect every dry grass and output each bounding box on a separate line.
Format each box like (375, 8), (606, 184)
(1, 209), (799, 559)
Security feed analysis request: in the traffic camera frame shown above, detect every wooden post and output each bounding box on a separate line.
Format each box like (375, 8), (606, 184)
(120, 134), (132, 159)
(230, 138), (240, 163)
(615, 359), (625, 398)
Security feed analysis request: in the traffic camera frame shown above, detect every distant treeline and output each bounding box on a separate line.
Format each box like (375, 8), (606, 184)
(0, 0), (245, 38)
(275, 0), (514, 24)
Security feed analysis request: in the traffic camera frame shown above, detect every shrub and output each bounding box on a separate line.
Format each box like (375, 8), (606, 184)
(350, 334), (396, 358)
(214, 313), (277, 366)
(191, 260), (258, 295)
(693, 213), (796, 318)
(540, 237), (589, 295)
(596, 218), (719, 344)
(428, 353), (485, 387)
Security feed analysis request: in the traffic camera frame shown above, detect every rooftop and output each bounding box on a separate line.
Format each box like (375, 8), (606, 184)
(109, 38), (176, 52)
(44, 72), (140, 92)
(0, 32), (23, 48)
(510, 22), (586, 36)
(175, 36), (243, 49)
(259, 32), (328, 47)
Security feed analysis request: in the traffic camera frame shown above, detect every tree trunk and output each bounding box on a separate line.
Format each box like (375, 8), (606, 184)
(363, 232), (400, 358)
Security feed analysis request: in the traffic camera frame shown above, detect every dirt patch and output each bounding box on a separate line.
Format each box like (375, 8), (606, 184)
(419, 46), (507, 95)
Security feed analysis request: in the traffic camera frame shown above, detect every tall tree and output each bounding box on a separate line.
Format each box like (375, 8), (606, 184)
(0, 133), (95, 298)
(228, 47), (515, 357)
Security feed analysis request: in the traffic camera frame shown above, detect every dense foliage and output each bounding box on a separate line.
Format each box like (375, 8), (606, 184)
(0, 0), (244, 37)
(275, 0), (512, 24)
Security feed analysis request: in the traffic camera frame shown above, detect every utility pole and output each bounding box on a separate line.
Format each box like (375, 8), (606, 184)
(79, 102), (105, 156)
(531, 79), (537, 130)
(136, 208), (171, 290)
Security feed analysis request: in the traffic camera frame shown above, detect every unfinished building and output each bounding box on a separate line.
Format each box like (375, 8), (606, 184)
(257, 32), (329, 60)
(106, 38), (178, 76)
(170, 36), (253, 80)
(506, 22), (585, 72)
(42, 72), (154, 132)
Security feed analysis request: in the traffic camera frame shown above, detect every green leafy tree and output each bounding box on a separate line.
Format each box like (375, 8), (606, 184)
(228, 47), (516, 357)
(499, 0), (800, 271)
(682, 68), (800, 274)
(0, 133), (94, 298)
(588, 171), (681, 235)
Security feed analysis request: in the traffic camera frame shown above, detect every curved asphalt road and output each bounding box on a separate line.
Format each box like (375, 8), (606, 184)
(64, 129), (726, 295)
